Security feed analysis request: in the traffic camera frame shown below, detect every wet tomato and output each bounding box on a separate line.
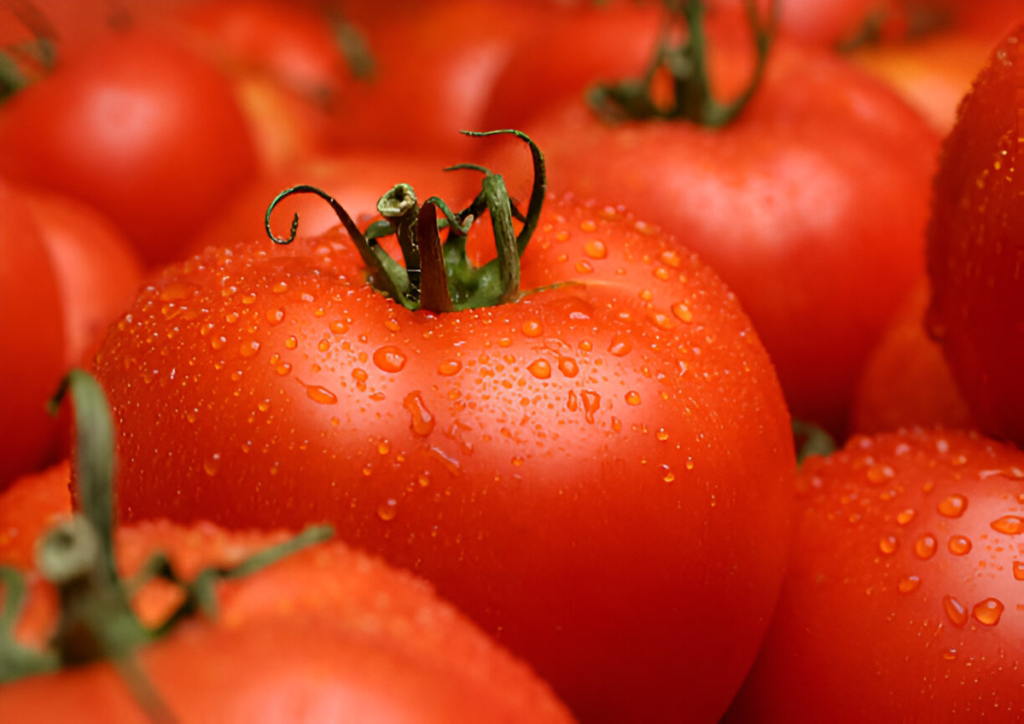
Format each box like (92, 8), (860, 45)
(727, 429), (1024, 722)
(927, 23), (1024, 448)
(91, 140), (795, 722)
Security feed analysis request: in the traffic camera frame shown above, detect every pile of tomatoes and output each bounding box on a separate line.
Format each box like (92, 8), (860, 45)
(1, 0), (1022, 721)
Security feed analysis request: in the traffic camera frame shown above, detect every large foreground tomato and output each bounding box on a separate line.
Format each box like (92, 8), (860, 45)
(726, 429), (1024, 721)
(91, 145), (795, 721)
(927, 23), (1024, 448)
(0, 25), (258, 266)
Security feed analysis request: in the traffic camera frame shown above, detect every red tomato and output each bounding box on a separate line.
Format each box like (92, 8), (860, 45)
(927, 24), (1024, 448)
(0, 519), (574, 722)
(488, 35), (939, 437)
(0, 461), (71, 570)
(851, 280), (973, 434)
(0, 180), (65, 489)
(326, 0), (537, 158)
(0, 26), (258, 266)
(726, 429), (1024, 721)
(91, 156), (795, 721)
(0, 179), (142, 489)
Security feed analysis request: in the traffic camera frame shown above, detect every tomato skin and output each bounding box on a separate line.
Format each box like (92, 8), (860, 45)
(496, 40), (939, 436)
(0, 521), (574, 723)
(851, 280), (973, 434)
(0, 27), (258, 266)
(0, 180), (65, 489)
(725, 429), (1024, 722)
(0, 461), (71, 569)
(92, 194), (795, 722)
(927, 24), (1024, 448)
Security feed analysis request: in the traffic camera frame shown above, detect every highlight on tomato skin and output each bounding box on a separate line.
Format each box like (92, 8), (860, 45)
(89, 163), (796, 722)
(724, 428), (1024, 722)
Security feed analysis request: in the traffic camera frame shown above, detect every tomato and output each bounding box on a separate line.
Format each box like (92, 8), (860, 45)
(926, 23), (1024, 449)
(486, 29), (939, 437)
(851, 280), (973, 434)
(0, 180), (65, 489)
(726, 428), (1024, 721)
(0, 462), (71, 570)
(325, 0), (537, 158)
(90, 140), (795, 721)
(0, 25), (258, 266)
(1, 523), (573, 722)
(0, 179), (142, 489)
(190, 151), (475, 255)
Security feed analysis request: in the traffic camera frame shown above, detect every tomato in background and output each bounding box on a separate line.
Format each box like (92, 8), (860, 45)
(91, 145), (795, 721)
(927, 23), (1024, 448)
(0, 461), (71, 570)
(486, 25), (939, 437)
(0, 25), (258, 267)
(0, 180), (65, 490)
(0, 179), (142, 490)
(850, 280), (973, 434)
(725, 429), (1024, 721)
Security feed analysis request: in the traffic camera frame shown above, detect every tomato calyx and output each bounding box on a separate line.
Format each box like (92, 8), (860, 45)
(0, 371), (331, 711)
(0, 2), (57, 102)
(265, 128), (546, 313)
(588, 0), (772, 127)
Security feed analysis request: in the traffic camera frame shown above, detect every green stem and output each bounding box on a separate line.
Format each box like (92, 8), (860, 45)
(589, 0), (773, 127)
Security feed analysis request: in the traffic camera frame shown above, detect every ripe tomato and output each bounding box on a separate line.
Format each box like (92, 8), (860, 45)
(91, 142), (795, 721)
(488, 32), (939, 436)
(0, 462), (71, 570)
(0, 25), (258, 266)
(726, 429), (1024, 721)
(851, 280), (973, 434)
(927, 23), (1024, 448)
(0, 179), (142, 489)
(0, 180), (64, 488)
(0, 522), (573, 722)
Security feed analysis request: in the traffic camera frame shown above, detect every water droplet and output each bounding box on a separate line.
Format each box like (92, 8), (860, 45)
(377, 499), (398, 522)
(305, 384), (338, 405)
(558, 357), (579, 377)
(516, 354), (551, 379)
(418, 474), (430, 487)
(948, 535), (973, 555)
(522, 320), (544, 338)
(224, 311), (240, 324)
(625, 391), (641, 406)
(648, 311), (675, 330)
(867, 465), (895, 484)
(373, 345), (407, 373)
(275, 362), (292, 376)
(990, 515), (1024, 535)
(1012, 561), (1024, 581)
(266, 308), (285, 325)
(580, 219), (596, 232)
(378, 441), (390, 456)
(203, 453), (221, 476)
(660, 250), (681, 268)
(581, 390), (600, 423)
(352, 368), (368, 382)
(242, 293), (257, 305)
(972, 598), (1005, 625)
(943, 648), (958, 661)
(663, 470), (676, 483)
(584, 239), (607, 259)
(284, 336), (298, 350)
(898, 575), (921, 593)
(896, 509), (916, 525)
(438, 360), (462, 376)
(914, 535), (937, 560)
(685, 457), (694, 471)
(566, 390), (578, 412)
(672, 303), (694, 323)
(329, 320), (348, 334)
(239, 340), (260, 358)
(575, 260), (594, 274)
(272, 281), (288, 293)
(937, 494), (967, 518)
(943, 595), (968, 626)
(656, 428), (669, 442)
(608, 336), (632, 357)
(317, 339), (331, 353)
(879, 535), (898, 555)
(160, 281), (197, 301)
(210, 336), (226, 351)
(403, 391), (435, 436)
(384, 318), (400, 332)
